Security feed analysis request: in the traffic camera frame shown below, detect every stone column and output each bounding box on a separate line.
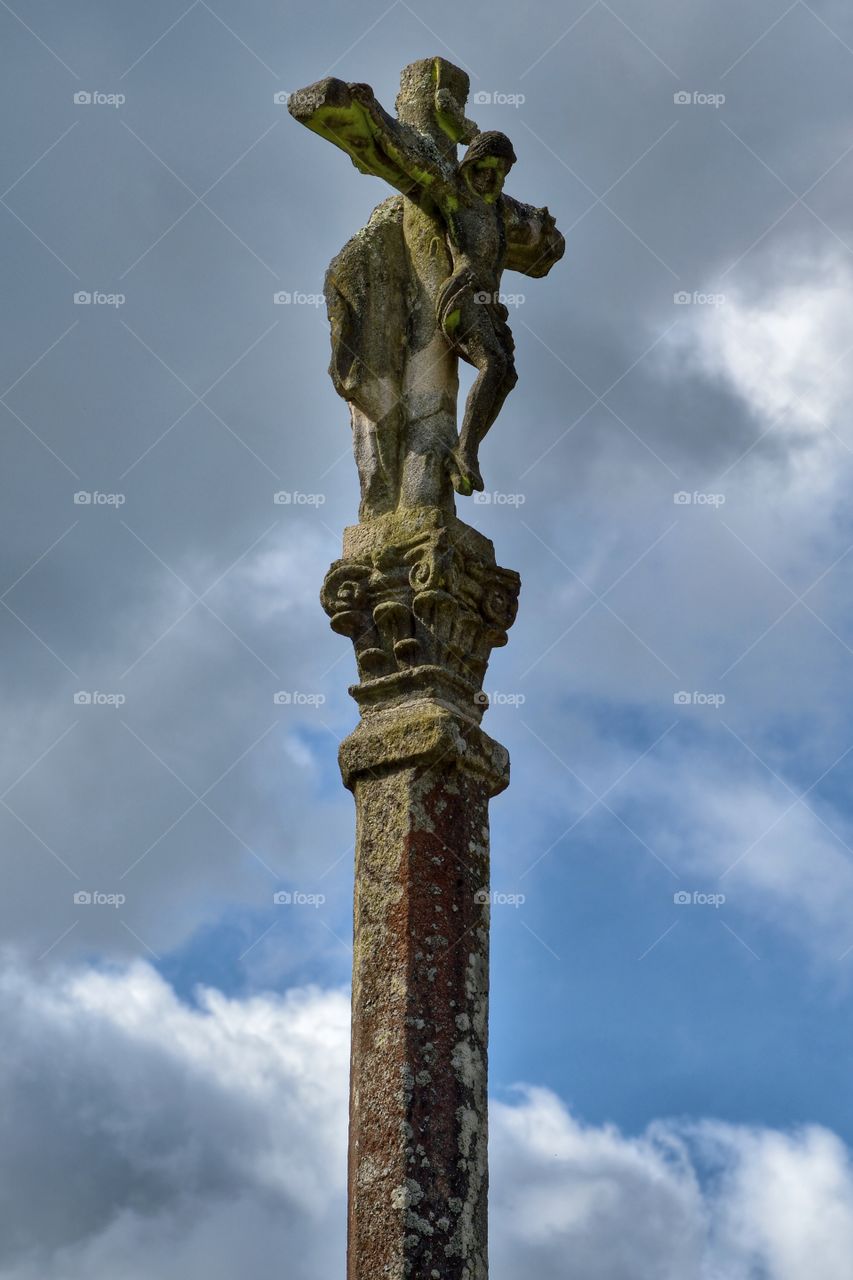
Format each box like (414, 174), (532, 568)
(321, 506), (520, 1279)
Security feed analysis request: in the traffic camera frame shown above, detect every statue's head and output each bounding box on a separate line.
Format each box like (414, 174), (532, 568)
(460, 131), (516, 201)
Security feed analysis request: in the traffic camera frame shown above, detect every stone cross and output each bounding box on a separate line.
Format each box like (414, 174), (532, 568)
(289, 57), (564, 1279)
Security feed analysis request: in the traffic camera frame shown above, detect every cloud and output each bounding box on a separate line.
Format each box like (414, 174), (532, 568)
(4, 0), (853, 1232)
(509, 714), (853, 963)
(0, 959), (851, 1280)
(653, 759), (853, 960)
(494, 1088), (853, 1279)
(662, 252), (853, 494)
(491, 1086), (706, 1278)
(0, 960), (349, 1280)
(692, 1119), (853, 1280)
(0, 520), (355, 964)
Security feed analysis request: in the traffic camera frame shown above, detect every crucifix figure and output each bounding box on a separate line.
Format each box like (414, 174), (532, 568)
(289, 57), (564, 1280)
(289, 58), (564, 516)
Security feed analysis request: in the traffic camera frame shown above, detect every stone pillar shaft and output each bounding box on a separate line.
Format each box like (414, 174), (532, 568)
(322, 508), (520, 1279)
(342, 707), (507, 1279)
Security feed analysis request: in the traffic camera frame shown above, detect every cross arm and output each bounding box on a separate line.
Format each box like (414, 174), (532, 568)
(502, 195), (566, 278)
(288, 77), (451, 200)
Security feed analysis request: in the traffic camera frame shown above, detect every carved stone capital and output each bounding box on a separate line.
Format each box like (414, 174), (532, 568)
(339, 701), (510, 797)
(321, 507), (520, 721)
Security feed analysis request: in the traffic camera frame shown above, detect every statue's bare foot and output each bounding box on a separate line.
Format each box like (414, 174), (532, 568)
(448, 449), (483, 496)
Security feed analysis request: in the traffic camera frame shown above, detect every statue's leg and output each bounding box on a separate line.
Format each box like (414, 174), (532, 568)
(397, 331), (459, 515)
(350, 405), (400, 520)
(450, 310), (517, 495)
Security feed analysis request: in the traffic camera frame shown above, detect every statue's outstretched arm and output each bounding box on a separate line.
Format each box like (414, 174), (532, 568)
(501, 194), (566, 278)
(288, 78), (451, 201)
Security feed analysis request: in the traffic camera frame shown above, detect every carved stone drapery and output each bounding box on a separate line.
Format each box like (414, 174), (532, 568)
(291, 57), (564, 518)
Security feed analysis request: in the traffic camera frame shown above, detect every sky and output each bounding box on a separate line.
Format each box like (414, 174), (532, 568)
(2, 0), (853, 1275)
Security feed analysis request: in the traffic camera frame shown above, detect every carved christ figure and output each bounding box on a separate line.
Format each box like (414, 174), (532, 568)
(289, 59), (565, 516)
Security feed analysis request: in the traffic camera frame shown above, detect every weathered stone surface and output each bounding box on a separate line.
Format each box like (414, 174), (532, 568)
(289, 56), (562, 1280)
(325, 196), (411, 519)
(324, 505), (517, 1280)
(290, 57), (564, 512)
(344, 704), (503, 1280)
(395, 57), (478, 155)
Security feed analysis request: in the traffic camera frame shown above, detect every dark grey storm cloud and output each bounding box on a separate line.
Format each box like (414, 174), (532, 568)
(3, 4), (853, 1272)
(3, 0), (853, 967)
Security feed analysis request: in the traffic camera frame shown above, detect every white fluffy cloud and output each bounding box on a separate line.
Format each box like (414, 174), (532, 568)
(0, 960), (349, 1280)
(690, 263), (853, 431)
(0, 958), (851, 1280)
(493, 1092), (853, 1279)
(663, 253), (853, 495)
(606, 741), (853, 962)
